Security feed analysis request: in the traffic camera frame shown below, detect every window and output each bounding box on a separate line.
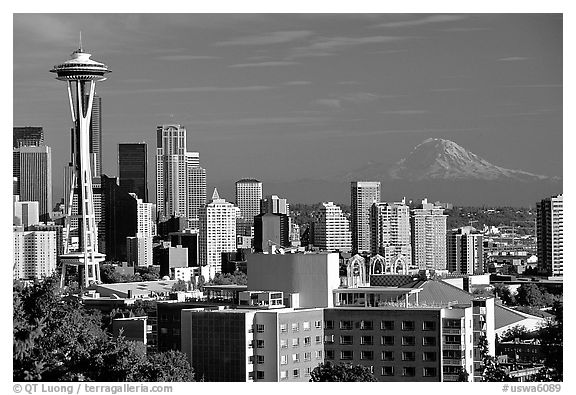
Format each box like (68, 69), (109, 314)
(402, 336), (415, 346)
(280, 370), (288, 380)
(402, 351), (416, 361)
(360, 320), (373, 330)
(292, 338), (300, 347)
(340, 350), (354, 360)
(256, 371), (264, 380)
(293, 369), (300, 378)
(280, 355), (288, 365)
(402, 321), (415, 331)
(423, 367), (437, 377)
(340, 320), (353, 330)
(304, 352), (311, 361)
(315, 350), (323, 359)
(303, 321), (311, 331)
(315, 335), (322, 344)
(324, 334), (334, 344)
(422, 321), (436, 331)
(304, 337), (311, 346)
(381, 320), (394, 330)
(256, 355), (264, 364)
(402, 367), (416, 377)
(423, 352), (436, 362)
(381, 366), (394, 376)
(256, 340), (265, 348)
(445, 335), (460, 344)
(325, 320), (334, 330)
(292, 353), (300, 363)
(256, 324), (265, 333)
(292, 323), (299, 332)
(315, 320), (322, 329)
(382, 351), (394, 361)
(360, 335), (373, 345)
(360, 351), (374, 360)
(340, 335), (354, 345)
(280, 339), (288, 349)
(382, 336), (395, 346)
(248, 356), (254, 364)
(326, 350), (335, 360)
(305, 367), (312, 377)
(280, 323), (287, 333)
(423, 337), (436, 346)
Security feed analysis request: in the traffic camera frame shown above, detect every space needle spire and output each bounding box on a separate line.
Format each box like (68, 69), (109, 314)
(51, 41), (110, 287)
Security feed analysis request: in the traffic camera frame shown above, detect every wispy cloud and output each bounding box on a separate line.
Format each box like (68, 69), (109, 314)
(373, 15), (469, 28)
(105, 85), (274, 95)
(229, 61), (299, 68)
(283, 81), (312, 86)
(184, 116), (330, 127)
(312, 92), (403, 109)
(214, 30), (313, 46)
(498, 84), (562, 89)
(157, 55), (220, 61)
(290, 35), (410, 58)
(497, 56), (530, 62)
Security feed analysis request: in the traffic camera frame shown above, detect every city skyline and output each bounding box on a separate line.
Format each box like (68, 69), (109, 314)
(13, 14), (562, 205)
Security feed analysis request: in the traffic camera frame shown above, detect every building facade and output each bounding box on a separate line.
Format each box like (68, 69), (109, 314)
(14, 146), (52, 220)
(118, 142), (148, 202)
(186, 152), (206, 230)
(370, 200), (412, 268)
(156, 124), (188, 219)
(90, 95), (103, 177)
(447, 227), (484, 275)
(235, 179), (263, 222)
(253, 213), (290, 253)
(13, 200), (40, 228)
(260, 195), (289, 215)
(411, 199), (447, 270)
(537, 194), (563, 276)
(13, 229), (57, 280)
(314, 202), (352, 252)
(351, 181), (381, 253)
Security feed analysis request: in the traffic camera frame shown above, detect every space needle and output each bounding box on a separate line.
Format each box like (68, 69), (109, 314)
(51, 37), (110, 287)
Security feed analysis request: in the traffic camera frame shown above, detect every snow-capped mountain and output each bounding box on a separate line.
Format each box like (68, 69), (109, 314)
(387, 138), (551, 182)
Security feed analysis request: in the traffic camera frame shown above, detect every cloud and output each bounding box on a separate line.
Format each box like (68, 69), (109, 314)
(184, 116), (329, 127)
(157, 55), (220, 61)
(313, 92), (403, 109)
(229, 61), (299, 68)
(214, 30), (313, 46)
(289, 35), (410, 58)
(497, 56), (530, 62)
(373, 15), (469, 28)
(105, 85), (274, 95)
(283, 81), (312, 86)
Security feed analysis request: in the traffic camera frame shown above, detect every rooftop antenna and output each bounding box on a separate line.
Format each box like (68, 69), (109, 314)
(79, 31), (83, 52)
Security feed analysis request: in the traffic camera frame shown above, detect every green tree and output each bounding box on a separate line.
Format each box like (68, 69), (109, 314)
(309, 361), (377, 382)
(500, 325), (534, 342)
(172, 279), (188, 292)
(535, 300), (562, 381)
(493, 283), (515, 305)
(135, 350), (194, 381)
(478, 335), (513, 382)
(516, 284), (545, 307)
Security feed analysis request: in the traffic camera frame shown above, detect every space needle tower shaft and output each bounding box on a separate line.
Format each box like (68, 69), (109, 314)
(51, 37), (110, 287)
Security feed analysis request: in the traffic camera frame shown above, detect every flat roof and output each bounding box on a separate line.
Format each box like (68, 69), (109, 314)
(96, 280), (177, 293)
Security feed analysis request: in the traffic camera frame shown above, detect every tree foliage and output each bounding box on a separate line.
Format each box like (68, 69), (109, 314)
(479, 335), (513, 382)
(535, 301), (562, 381)
(500, 325), (535, 342)
(13, 276), (194, 382)
(309, 361), (377, 382)
(493, 283), (516, 306)
(208, 271), (247, 286)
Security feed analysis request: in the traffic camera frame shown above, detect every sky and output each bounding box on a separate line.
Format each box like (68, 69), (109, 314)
(12, 13), (562, 203)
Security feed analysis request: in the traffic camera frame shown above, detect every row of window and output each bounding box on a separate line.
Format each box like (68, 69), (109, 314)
(325, 350), (436, 362)
(324, 335), (437, 347)
(280, 335), (323, 348)
(279, 321), (322, 333)
(280, 350), (323, 364)
(381, 366), (437, 377)
(279, 367), (311, 380)
(324, 320), (436, 331)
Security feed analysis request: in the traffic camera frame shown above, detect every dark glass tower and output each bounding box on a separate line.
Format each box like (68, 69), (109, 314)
(118, 142), (148, 202)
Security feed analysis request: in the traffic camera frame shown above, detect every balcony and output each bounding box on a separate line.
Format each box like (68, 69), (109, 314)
(442, 328), (461, 335)
(443, 358), (466, 366)
(443, 374), (460, 382)
(443, 344), (465, 350)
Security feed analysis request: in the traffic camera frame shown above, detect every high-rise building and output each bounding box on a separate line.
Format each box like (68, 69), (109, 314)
(370, 200), (412, 268)
(90, 95), (103, 176)
(13, 126), (44, 148)
(13, 200), (40, 228)
(119, 142), (148, 202)
(15, 146), (52, 220)
(156, 124), (188, 219)
(447, 226), (484, 275)
(537, 194), (563, 276)
(351, 181), (380, 253)
(253, 213), (290, 252)
(260, 195), (289, 215)
(411, 199), (447, 270)
(127, 236), (153, 267)
(199, 189), (237, 279)
(186, 152), (206, 230)
(13, 229), (57, 280)
(235, 179), (263, 221)
(313, 202), (352, 252)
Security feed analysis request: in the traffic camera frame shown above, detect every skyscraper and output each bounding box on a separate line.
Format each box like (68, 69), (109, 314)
(119, 142), (148, 202)
(260, 195), (289, 215)
(313, 202), (352, 252)
(370, 200), (412, 268)
(156, 124), (188, 219)
(90, 95), (102, 176)
(186, 152), (207, 230)
(13, 126), (44, 148)
(351, 181), (380, 253)
(15, 146), (52, 220)
(447, 226), (484, 275)
(199, 189), (237, 279)
(102, 176), (137, 262)
(537, 194), (563, 276)
(13, 200), (40, 228)
(13, 229), (57, 280)
(235, 178), (263, 221)
(253, 213), (290, 252)
(410, 199), (447, 270)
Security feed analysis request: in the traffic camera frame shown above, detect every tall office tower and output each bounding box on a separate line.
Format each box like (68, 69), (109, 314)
(119, 142), (148, 202)
(370, 200), (412, 267)
(131, 193), (155, 237)
(351, 181), (380, 253)
(186, 152), (206, 230)
(313, 202), (352, 252)
(199, 189), (237, 279)
(253, 213), (290, 252)
(13, 126), (44, 148)
(156, 124), (188, 219)
(15, 146), (52, 220)
(125, 193), (155, 267)
(447, 226), (484, 275)
(260, 195), (289, 215)
(13, 200), (40, 228)
(410, 198), (447, 270)
(51, 42), (109, 286)
(13, 229), (57, 280)
(90, 95), (102, 176)
(537, 194), (563, 276)
(235, 178), (263, 221)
